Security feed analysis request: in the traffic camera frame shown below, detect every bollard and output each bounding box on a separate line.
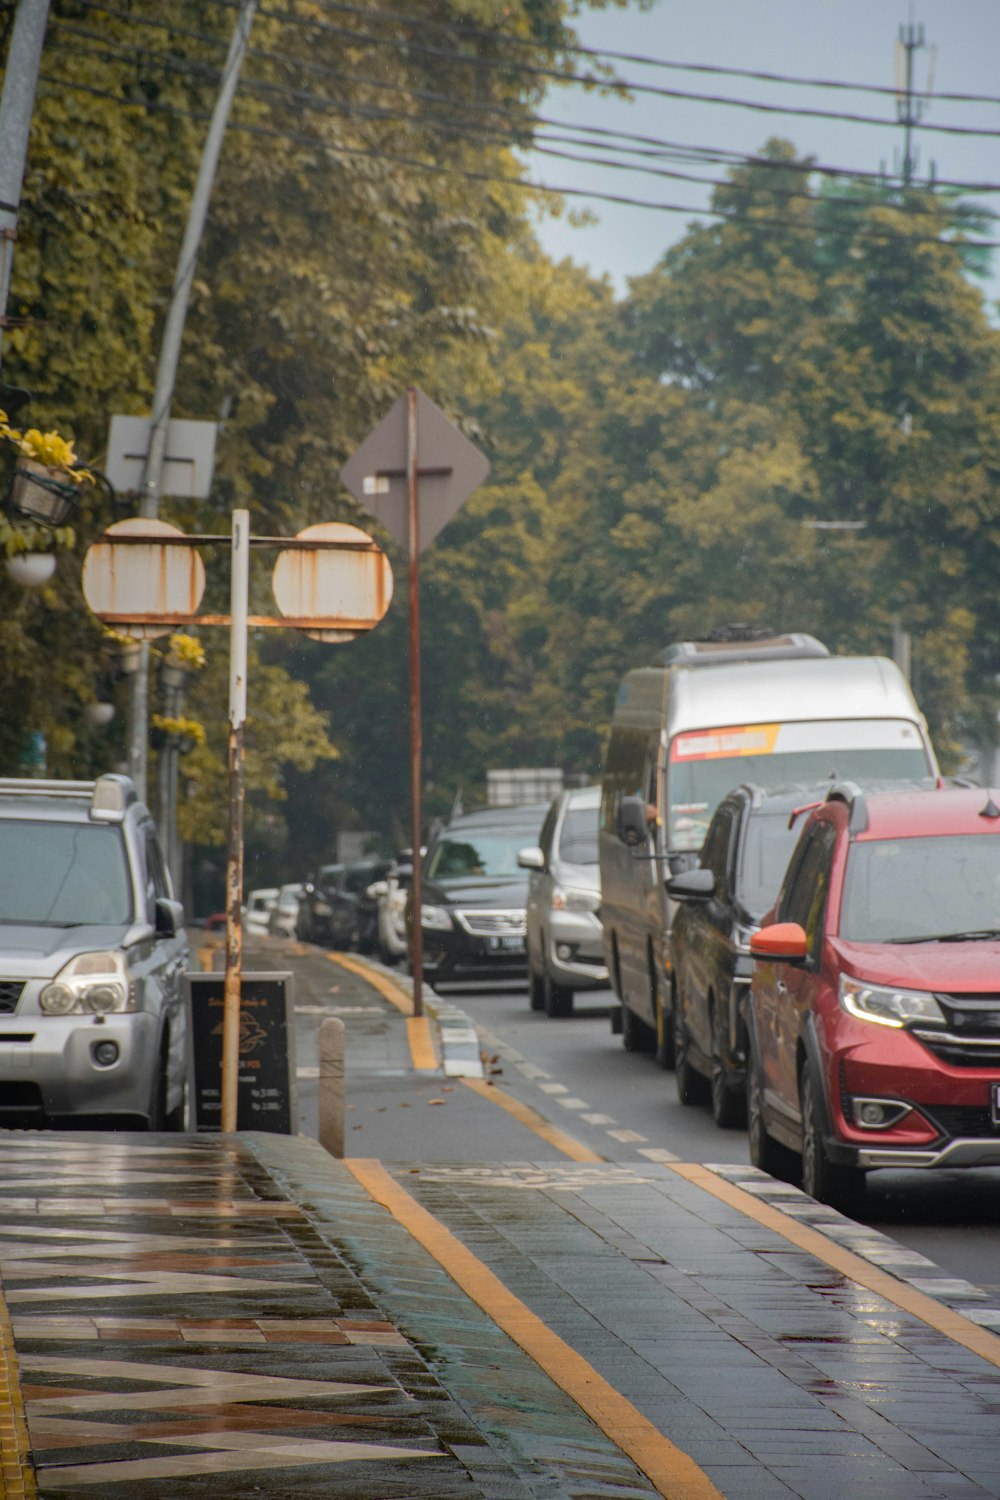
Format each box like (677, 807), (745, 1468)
(318, 1016), (345, 1158)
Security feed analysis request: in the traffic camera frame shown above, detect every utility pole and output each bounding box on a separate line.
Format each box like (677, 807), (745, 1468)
(0, 0), (51, 376)
(127, 0), (257, 803)
(895, 17), (933, 187)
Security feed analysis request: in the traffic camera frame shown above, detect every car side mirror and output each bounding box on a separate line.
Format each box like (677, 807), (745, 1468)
(155, 897), (185, 938)
(750, 921), (809, 966)
(616, 795), (651, 847)
(666, 868), (715, 902)
(517, 846), (545, 871)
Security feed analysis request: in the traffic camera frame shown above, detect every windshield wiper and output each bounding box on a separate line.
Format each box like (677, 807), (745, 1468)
(889, 928), (1000, 944)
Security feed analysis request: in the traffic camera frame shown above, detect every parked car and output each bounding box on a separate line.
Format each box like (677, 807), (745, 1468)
(297, 860), (392, 949)
(366, 856), (416, 966)
(668, 784), (838, 1126)
(411, 804), (549, 989)
(518, 785), (607, 1018)
(244, 886), (279, 936)
(0, 774), (190, 1129)
(267, 883), (304, 938)
(747, 782), (1000, 1212)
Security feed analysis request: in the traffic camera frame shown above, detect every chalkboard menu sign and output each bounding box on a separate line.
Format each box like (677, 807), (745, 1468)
(186, 971), (297, 1133)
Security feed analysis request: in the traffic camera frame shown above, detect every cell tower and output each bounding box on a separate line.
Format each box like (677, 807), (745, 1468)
(895, 15), (936, 186)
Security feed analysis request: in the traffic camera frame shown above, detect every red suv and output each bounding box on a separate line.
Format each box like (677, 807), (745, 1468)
(747, 783), (1000, 1210)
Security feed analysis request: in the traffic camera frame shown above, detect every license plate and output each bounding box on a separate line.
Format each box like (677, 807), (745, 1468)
(488, 935), (524, 953)
(992, 1083), (1000, 1125)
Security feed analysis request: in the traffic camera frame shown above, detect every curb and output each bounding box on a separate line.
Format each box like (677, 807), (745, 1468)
(330, 954), (485, 1081)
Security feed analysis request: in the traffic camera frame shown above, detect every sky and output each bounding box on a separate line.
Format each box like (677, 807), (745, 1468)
(521, 0), (1000, 303)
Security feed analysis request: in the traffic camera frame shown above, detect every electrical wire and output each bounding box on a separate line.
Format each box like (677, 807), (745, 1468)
(176, 0), (1000, 141)
(65, 3), (1000, 198)
(36, 69), (1000, 249)
(49, 25), (1000, 228)
(153, 0), (1000, 111)
(68, 0), (1000, 141)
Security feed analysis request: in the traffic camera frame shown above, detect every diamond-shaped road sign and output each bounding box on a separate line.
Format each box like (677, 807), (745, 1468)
(340, 388), (489, 551)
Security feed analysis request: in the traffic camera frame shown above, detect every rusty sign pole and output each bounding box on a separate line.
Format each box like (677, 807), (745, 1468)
(221, 509), (250, 1133)
(407, 388), (425, 1018)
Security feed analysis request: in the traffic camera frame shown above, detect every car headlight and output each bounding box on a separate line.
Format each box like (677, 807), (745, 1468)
(421, 905), (454, 931)
(40, 951), (135, 1015)
(552, 885), (600, 915)
(839, 974), (945, 1029)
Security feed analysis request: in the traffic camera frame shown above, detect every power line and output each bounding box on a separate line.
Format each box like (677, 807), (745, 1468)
(52, 14), (1000, 208)
(36, 69), (1000, 249)
(181, 0), (1000, 141)
(180, 0), (1000, 110)
(50, 28), (1000, 229)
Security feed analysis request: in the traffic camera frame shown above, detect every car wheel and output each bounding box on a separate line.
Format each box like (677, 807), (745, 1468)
(544, 973), (574, 1019)
(674, 1000), (709, 1106)
(622, 1002), (654, 1053)
(747, 1038), (793, 1178)
(652, 968), (674, 1069)
(800, 1069), (865, 1214)
(528, 966), (546, 1011)
(710, 998), (746, 1129)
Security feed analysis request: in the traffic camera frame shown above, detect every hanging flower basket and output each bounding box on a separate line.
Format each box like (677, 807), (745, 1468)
(8, 458), (82, 528)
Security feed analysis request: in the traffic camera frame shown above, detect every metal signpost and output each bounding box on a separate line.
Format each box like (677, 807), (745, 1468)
(82, 513), (392, 1131)
(341, 387), (490, 1017)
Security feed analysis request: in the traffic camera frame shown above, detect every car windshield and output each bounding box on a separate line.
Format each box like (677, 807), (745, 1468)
(840, 834), (1000, 942)
(558, 806), (599, 865)
(0, 820), (133, 925)
(738, 813), (804, 920)
(426, 831), (536, 880)
(668, 720), (932, 850)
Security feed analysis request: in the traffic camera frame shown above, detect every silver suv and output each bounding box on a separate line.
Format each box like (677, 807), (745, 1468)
(0, 774), (190, 1129)
(519, 785), (608, 1017)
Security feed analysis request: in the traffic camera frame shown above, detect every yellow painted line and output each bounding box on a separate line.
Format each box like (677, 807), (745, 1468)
(326, 952), (413, 1016)
(325, 952), (438, 1074)
(669, 1164), (1000, 1370)
(462, 1077), (604, 1162)
(345, 1158), (723, 1500)
(406, 1016), (438, 1072)
(0, 1280), (36, 1499)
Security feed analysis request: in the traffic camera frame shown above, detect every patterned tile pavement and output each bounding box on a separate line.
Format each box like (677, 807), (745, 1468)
(0, 1134), (660, 1499)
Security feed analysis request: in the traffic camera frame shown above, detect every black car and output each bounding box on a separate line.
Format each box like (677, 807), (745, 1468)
(667, 784), (826, 1128)
(411, 804), (549, 989)
(297, 859), (392, 950)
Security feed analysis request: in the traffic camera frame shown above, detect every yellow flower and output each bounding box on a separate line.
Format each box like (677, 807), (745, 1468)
(2, 422), (93, 484)
(151, 713), (207, 746)
(166, 632), (206, 670)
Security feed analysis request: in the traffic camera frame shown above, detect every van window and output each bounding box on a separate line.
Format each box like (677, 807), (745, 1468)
(601, 726), (649, 833)
(666, 719), (931, 850)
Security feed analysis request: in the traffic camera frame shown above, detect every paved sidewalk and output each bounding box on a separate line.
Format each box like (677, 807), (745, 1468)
(2, 944), (1000, 1499)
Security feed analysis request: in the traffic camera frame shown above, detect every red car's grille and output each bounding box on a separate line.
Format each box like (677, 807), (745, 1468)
(913, 994), (1000, 1068)
(922, 1104), (1000, 1140)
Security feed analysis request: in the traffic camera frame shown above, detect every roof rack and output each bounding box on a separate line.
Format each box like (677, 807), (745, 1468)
(654, 632), (829, 668)
(0, 778), (97, 799)
(0, 774), (136, 819)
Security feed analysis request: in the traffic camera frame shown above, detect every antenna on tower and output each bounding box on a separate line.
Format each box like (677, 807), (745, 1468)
(894, 11), (934, 187)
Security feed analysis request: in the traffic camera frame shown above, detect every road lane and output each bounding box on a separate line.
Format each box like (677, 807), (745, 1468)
(448, 979), (1000, 1302)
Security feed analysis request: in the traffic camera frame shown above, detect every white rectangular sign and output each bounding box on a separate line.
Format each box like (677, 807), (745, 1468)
(106, 415), (217, 500)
